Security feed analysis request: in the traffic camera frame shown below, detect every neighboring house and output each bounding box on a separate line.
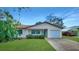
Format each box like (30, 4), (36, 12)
(16, 22), (63, 39)
(62, 26), (79, 36)
(69, 26), (79, 37)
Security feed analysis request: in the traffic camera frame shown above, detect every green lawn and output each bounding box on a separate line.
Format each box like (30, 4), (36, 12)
(63, 36), (79, 42)
(0, 39), (55, 51)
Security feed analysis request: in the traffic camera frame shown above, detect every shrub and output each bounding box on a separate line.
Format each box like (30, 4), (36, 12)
(26, 35), (44, 39)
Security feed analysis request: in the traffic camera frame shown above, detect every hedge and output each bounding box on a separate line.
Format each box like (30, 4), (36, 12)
(26, 35), (45, 39)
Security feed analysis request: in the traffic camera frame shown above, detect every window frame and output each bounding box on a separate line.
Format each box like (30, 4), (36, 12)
(17, 29), (22, 35)
(31, 30), (40, 35)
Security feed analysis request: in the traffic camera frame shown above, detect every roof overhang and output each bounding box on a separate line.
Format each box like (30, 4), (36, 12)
(16, 22), (63, 29)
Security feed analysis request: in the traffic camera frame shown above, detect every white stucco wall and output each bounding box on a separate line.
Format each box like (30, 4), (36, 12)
(18, 30), (28, 38)
(18, 23), (62, 38)
(28, 23), (62, 38)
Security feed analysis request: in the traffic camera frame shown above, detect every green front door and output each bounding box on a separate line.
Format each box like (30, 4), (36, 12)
(44, 29), (47, 37)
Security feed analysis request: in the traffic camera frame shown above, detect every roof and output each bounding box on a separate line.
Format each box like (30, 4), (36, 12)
(16, 25), (30, 29)
(16, 22), (63, 29)
(62, 26), (79, 31)
(44, 22), (63, 29)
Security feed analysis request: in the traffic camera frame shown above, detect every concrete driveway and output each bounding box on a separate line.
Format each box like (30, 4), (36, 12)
(47, 39), (79, 51)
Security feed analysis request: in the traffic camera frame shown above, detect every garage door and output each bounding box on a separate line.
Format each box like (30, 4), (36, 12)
(50, 30), (60, 38)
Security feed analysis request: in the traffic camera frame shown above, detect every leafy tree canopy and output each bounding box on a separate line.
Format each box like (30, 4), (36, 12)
(0, 9), (21, 42)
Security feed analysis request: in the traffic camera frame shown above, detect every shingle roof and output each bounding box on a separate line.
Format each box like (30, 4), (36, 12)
(16, 22), (63, 29)
(16, 25), (30, 29)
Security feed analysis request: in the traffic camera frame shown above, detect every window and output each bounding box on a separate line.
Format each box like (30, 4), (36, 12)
(31, 30), (35, 34)
(36, 30), (40, 34)
(31, 30), (40, 34)
(17, 30), (22, 35)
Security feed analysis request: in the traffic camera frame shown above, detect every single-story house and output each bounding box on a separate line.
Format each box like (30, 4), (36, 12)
(16, 22), (63, 39)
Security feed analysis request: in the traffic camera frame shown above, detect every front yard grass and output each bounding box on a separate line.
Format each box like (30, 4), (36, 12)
(63, 36), (79, 42)
(0, 39), (55, 51)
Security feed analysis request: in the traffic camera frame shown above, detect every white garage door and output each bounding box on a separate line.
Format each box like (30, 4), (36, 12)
(50, 30), (60, 38)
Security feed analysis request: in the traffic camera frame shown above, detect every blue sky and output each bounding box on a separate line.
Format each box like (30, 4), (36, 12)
(1, 7), (79, 27)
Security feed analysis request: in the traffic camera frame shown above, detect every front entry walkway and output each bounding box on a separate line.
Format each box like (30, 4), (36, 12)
(47, 39), (79, 51)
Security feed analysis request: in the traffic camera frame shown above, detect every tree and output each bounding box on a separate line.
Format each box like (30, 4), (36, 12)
(46, 14), (64, 28)
(0, 7), (30, 42)
(13, 7), (30, 20)
(0, 20), (6, 42)
(4, 11), (17, 40)
(35, 21), (42, 25)
(0, 10), (21, 42)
